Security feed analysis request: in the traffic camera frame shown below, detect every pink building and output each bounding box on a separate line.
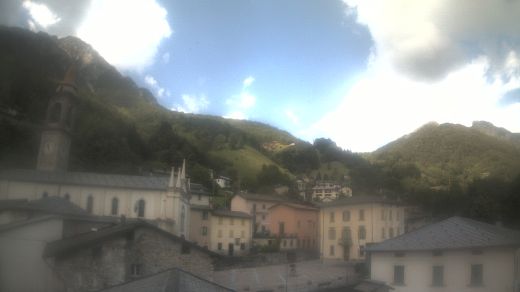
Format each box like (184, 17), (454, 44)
(268, 203), (319, 250)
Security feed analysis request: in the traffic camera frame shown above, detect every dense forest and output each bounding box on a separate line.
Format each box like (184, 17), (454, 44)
(1, 26), (519, 227)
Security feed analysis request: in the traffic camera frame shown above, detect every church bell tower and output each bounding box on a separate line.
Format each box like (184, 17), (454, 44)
(36, 64), (78, 171)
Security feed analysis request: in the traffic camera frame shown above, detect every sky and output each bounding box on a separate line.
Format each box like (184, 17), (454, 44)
(1, 0), (520, 152)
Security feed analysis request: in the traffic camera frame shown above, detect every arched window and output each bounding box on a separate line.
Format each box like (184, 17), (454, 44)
(111, 197), (119, 215)
(86, 195), (94, 213)
(137, 199), (145, 218)
(64, 193), (70, 201)
(180, 205), (186, 232)
(65, 106), (74, 127)
(49, 102), (62, 123)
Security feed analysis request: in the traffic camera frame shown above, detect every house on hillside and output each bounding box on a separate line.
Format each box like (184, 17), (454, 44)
(215, 176), (231, 189)
(319, 195), (405, 261)
(366, 216), (520, 292)
(44, 221), (222, 292)
(312, 181), (352, 202)
(210, 209), (252, 256)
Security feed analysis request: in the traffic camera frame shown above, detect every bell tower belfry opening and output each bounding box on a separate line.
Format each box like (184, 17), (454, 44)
(36, 63), (78, 171)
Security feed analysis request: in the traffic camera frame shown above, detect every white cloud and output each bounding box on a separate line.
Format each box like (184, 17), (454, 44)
(77, 0), (172, 70)
(303, 54), (520, 152)
(144, 74), (167, 98)
(23, 1), (61, 29)
(171, 94), (209, 114)
(285, 109), (299, 125)
(343, 0), (520, 80)
(238, 92), (256, 109)
(144, 75), (158, 87)
(243, 76), (255, 88)
(224, 111), (248, 120)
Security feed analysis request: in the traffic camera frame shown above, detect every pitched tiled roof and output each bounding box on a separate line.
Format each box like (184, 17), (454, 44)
(44, 220), (221, 257)
(234, 193), (298, 203)
(318, 195), (399, 207)
(0, 196), (88, 216)
(212, 209), (252, 219)
(367, 216), (520, 252)
(0, 168), (203, 192)
(269, 202), (318, 211)
(98, 267), (235, 292)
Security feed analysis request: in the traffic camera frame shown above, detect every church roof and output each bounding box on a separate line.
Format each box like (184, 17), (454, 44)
(367, 216), (520, 252)
(0, 196), (88, 216)
(0, 169), (201, 192)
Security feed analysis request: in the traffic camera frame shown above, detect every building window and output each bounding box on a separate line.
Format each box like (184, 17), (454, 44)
(342, 210), (350, 221)
(330, 212), (335, 223)
(358, 226), (366, 240)
(86, 195), (94, 213)
(381, 227), (386, 239)
(359, 209), (365, 221)
(241, 230), (245, 238)
(229, 230), (234, 238)
(218, 230), (222, 238)
(218, 242), (222, 250)
(290, 239), (293, 247)
(111, 197), (119, 215)
(262, 204), (266, 209)
(389, 209), (393, 220)
(201, 226), (208, 236)
(64, 193), (70, 201)
(262, 214), (266, 220)
(432, 266), (444, 286)
(341, 227), (351, 241)
(393, 265), (405, 285)
(283, 240), (287, 247)
(240, 243), (246, 250)
(130, 264), (143, 277)
(470, 264), (483, 286)
(279, 222), (285, 235)
(328, 227), (336, 240)
(297, 220), (301, 228)
(202, 211), (208, 220)
(42, 192), (48, 198)
(433, 250), (443, 257)
(180, 205), (186, 232)
(397, 210), (401, 220)
(241, 219), (245, 226)
(381, 209), (385, 220)
(136, 199), (145, 217)
(389, 227), (394, 238)
(181, 242), (191, 254)
(359, 246), (365, 257)
(329, 245), (335, 256)
(49, 102), (62, 123)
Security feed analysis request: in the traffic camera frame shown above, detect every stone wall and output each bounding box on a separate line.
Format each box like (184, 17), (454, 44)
(53, 227), (216, 291)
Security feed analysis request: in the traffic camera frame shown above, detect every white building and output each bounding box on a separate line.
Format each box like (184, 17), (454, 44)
(312, 181), (352, 202)
(215, 176), (231, 189)
(367, 216), (520, 292)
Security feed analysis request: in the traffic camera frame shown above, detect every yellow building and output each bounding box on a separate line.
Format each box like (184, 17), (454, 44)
(210, 209), (252, 256)
(319, 195), (405, 261)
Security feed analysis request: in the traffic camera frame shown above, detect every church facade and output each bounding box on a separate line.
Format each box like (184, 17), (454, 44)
(0, 64), (191, 238)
